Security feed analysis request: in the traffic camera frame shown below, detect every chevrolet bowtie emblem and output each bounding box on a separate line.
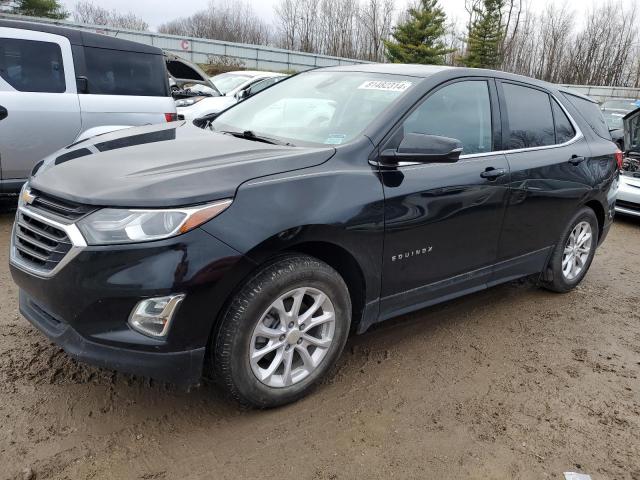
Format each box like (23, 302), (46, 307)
(21, 188), (36, 205)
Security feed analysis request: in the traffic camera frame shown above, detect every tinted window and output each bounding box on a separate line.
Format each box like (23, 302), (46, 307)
(629, 114), (640, 152)
(84, 47), (167, 96)
(403, 80), (492, 154)
(562, 92), (611, 140)
(503, 83), (554, 149)
(0, 38), (65, 93)
(552, 99), (576, 144)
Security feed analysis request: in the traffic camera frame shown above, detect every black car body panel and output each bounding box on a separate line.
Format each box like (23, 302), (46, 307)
(10, 65), (619, 385)
(30, 122), (336, 207)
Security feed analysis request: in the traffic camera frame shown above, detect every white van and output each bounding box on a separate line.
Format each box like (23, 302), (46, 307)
(0, 20), (176, 195)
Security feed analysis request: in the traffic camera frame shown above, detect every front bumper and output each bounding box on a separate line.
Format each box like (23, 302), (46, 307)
(10, 224), (250, 386)
(20, 291), (205, 386)
(616, 174), (640, 217)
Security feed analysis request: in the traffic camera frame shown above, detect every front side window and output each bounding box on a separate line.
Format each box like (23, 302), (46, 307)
(213, 71), (416, 147)
(401, 80), (492, 155)
(503, 83), (555, 149)
(0, 38), (65, 93)
(248, 77), (280, 96)
(84, 47), (167, 96)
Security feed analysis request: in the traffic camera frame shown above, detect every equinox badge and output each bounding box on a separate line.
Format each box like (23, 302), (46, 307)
(392, 246), (433, 262)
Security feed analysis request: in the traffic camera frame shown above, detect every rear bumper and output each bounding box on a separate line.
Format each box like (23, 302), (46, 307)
(20, 291), (206, 386)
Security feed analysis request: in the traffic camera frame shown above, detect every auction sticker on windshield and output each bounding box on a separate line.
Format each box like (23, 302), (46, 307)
(358, 80), (413, 92)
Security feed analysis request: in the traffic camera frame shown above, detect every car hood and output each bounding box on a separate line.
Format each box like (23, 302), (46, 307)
(621, 171), (640, 187)
(30, 122), (335, 208)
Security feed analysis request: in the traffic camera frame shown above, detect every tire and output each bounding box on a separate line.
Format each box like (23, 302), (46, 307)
(212, 254), (351, 408)
(541, 207), (599, 293)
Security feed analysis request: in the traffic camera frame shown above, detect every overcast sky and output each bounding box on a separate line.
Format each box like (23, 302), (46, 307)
(58, 0), (623, 31)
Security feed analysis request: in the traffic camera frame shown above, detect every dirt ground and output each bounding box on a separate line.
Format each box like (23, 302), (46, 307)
(0, 209), (639, 480)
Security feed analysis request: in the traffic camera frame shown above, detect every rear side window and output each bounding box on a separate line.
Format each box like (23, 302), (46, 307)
(0, 38), (65, 93)
(402, 80), (493, 154)
(561, 92), (610, 140)
(552, 99), (576, 144)
(502, 83), (555, 149)
(84, 47), (167, 96)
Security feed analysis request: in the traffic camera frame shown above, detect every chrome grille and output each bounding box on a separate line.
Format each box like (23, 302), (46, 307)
(13, 210), (73, 272)
(28, 189), (94, 221)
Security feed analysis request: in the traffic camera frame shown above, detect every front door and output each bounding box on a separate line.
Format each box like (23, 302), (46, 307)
(378, 79), (509, 319)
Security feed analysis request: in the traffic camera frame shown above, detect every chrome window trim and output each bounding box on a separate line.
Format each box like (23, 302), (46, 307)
(380, 91), (584, 166)
(10, 206), (87, 279)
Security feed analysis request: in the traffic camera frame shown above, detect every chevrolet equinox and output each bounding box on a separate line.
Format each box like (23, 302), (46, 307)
(9, 65), (620, 407)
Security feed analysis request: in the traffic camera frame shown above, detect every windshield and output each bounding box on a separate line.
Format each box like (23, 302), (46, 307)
(603, 111), (624, 130)
(211, 73), (252, 94)
(212, 71), (416, 146)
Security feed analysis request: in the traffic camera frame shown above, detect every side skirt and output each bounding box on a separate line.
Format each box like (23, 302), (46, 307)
(358, 247), (552, 333)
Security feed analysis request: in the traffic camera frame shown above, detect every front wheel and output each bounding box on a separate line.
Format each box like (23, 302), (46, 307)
(212, 254), (351, 408)
(541, 207), (599, 293)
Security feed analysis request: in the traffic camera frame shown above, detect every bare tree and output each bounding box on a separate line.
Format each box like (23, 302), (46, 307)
(72, 1), (148, 31)
(159, 0), (270, 45)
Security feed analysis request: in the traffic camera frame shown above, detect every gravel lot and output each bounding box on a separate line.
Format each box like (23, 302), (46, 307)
(1, 209), (639, 480)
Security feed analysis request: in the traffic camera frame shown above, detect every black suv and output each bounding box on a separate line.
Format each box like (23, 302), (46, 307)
(9, 65), (619, 407)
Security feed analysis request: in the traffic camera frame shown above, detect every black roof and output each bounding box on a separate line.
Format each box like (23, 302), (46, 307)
(0, 19), (162, 55)
(324, 63), (598, 100)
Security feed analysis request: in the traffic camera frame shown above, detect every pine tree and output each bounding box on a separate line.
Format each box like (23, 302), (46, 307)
(463, 0), (505, 69)
(14, 0), (67, 19)
(383, 0), (453, 65)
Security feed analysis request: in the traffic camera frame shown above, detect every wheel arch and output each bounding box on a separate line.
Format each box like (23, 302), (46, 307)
(288, 241), (367, 334)
(204, 239), (369, 373)
(584, 199), (605, 241)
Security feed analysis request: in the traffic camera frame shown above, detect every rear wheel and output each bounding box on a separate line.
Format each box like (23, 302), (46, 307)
(212, 254), (351, 408)
(541, 207), (599, 293)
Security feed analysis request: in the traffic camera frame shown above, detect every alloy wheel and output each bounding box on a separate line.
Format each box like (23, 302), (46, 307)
(249, 287), (336, 388)
(562, 221), (593, 281)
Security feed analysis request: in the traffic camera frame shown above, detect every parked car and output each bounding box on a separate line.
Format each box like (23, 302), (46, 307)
(601, 98), (640, 151)
(0, 20), (176, 197)
(176, 70), (286, 120)
(616, 107), (640, 217)
(10, 65), (619, 408)
(165, 52), (220, 99)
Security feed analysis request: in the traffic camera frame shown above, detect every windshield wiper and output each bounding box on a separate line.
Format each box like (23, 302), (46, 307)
(219, 130), (295, 147)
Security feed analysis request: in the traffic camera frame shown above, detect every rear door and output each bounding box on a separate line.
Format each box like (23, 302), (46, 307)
(0, 27), (80, 184)
(494, 81), (593, 276)
(379, 78), (510, 318)
(77, 46), (174, 131)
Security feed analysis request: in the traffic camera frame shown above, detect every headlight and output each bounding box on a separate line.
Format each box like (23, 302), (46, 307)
(77, 199), (232, 245)
(175, 96), (206, 107)
(17, 182), (31, 208)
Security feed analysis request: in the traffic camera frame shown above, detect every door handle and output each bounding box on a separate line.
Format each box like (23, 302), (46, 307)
(480, 167), (506, 180)
(0, 105), (7, 121)
(569, 155), (586, 165)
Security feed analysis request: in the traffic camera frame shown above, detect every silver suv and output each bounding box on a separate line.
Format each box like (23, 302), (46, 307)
(0, 20), (176, 195)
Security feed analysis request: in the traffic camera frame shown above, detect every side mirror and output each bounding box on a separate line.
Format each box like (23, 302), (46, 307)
(381, 133), (463, 164)
(235, 89), (249, 100)
(76, 76), (89, 94)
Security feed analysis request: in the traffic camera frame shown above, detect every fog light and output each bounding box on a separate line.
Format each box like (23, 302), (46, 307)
(128, 294), (185, 338)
